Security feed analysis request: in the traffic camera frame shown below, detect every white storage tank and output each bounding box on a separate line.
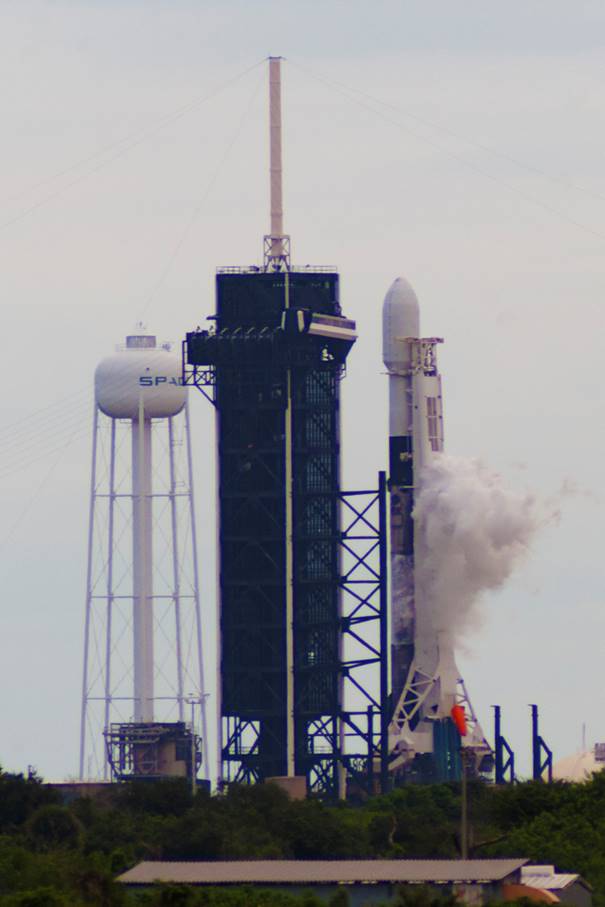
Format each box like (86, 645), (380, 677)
(553, 744), (605, 782)
(95, 334), (186, 420)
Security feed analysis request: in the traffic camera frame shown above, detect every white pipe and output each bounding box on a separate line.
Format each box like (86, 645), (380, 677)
(133, 398), (154, 722)
(336, 380), (346, 800)
(185, 399), (210, 777)
(285, 370), (295, 777)
(269, 56), (284, 259)
(284, 273), (295, 777)
(213, 403), (223, 787)
(168, 416), (185, 722)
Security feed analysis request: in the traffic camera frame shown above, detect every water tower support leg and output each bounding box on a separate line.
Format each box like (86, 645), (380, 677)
(79, 406), (99, 779)
(103, 418), (117, 778)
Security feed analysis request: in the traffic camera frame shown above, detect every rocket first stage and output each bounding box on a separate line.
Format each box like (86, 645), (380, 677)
(382, 276), (491, 781)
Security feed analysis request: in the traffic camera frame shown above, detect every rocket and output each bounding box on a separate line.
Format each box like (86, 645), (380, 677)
(382, 276), (490, 780)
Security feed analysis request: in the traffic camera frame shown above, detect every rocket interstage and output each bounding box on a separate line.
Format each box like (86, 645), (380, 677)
(382, 277), (491, 781)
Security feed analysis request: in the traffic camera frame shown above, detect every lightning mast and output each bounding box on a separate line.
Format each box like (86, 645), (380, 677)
(265, 56), (290, 271)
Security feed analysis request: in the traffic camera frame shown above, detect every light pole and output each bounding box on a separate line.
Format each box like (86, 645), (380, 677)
(185, 692), (210, 797)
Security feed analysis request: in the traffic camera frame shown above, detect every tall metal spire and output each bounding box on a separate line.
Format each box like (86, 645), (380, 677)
(264, 56), (290, 270)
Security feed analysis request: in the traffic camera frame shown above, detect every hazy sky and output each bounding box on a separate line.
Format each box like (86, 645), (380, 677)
(2, 1), (605, 781)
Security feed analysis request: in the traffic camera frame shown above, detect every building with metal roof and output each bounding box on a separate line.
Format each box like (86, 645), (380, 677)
(118, 858), (528, 906)
(521, 865), (593, 907)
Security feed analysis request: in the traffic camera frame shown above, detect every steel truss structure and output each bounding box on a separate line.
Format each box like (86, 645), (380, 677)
(531, 704), (553, 783)
(217, 480), (390, 797)
(336, 478), (389, 796)
(105, 721), (201, 782)
(389, 665), (493, 780)
(79, 403), (208, 780)
(493, 705), (515, 784)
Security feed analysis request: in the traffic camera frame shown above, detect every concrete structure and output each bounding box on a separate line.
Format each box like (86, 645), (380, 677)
(118, 858), (528, 906)
(266, 775), (308, 801)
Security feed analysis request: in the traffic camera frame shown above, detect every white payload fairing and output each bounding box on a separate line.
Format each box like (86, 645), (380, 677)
(382, 276), (490, 780)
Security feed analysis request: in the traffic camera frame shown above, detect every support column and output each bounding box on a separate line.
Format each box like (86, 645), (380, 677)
(103, 418), (117, 778)
(133, 403), (154, 723)
(284, 273), (295, 778)
(184, 400), (210, 775)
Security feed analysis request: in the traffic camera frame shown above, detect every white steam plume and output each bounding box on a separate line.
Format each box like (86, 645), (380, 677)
(413, 454), (558, 641)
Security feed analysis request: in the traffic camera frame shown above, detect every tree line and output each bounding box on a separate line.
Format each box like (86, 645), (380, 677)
(0, 766), (604, 906)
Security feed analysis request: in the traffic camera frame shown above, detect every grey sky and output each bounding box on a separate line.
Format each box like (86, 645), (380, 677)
(1, 1), (604, 780)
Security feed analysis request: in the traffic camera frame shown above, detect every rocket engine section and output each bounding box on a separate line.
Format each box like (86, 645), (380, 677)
(382, 276), (490, 782)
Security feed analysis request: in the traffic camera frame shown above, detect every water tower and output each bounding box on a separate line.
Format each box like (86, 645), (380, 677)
(79, 331), (208, 783)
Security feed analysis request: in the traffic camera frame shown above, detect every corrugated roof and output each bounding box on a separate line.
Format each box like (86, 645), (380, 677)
(521, 866), (591, 892)
(118, 859), (527, 886)
(522, 873), (581, 890)
(523, 875), (579, 891)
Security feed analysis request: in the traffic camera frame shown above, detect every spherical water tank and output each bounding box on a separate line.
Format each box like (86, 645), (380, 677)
(95, 334), (186, 419)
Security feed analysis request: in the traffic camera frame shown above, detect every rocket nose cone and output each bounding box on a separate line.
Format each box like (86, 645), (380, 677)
(382, 276), (420, 369)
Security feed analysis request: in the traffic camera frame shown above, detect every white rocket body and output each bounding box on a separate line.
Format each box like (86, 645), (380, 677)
(382, 277), (471, 766)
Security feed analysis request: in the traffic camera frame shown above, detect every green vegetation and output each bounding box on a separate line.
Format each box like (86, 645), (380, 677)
(0, 766), (603, 906)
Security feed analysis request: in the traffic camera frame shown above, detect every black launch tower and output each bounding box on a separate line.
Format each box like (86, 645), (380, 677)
(185, 268), (358, 792)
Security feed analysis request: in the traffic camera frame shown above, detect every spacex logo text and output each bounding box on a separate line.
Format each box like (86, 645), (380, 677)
(139, 376), (184, 386)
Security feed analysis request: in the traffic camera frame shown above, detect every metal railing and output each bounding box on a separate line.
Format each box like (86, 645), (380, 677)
(216, 264), (338, 274)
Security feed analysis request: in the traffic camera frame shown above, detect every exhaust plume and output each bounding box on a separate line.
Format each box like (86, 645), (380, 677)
(413, 454), (557, 640)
